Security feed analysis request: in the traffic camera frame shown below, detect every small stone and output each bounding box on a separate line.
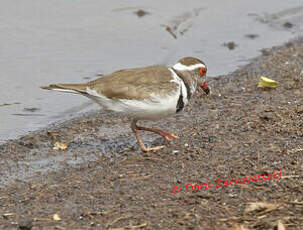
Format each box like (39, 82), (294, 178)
(259, 112), (274, 121)
(245, 34), (259, 39)
(23, 107), (39, 112)
(223, 42), (237, 50)
(283, 22), (293, 28)
(134, 9), (149, 17)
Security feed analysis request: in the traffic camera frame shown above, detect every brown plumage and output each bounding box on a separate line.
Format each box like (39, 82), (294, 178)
(42, 66), (178, 101)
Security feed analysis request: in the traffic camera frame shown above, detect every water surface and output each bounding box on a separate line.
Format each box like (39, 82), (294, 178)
(1, 0), (303, 142)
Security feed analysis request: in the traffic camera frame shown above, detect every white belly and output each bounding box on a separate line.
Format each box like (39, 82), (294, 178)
(87, 90), (180, 120)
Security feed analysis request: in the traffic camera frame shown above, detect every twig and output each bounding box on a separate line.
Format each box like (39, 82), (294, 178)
(282, 175), (301, 179)
(128, 223), (147, 229)
(55, 226), (66, 230)
(160, 24), (177, 39)
(108, 216), (132, 227)
(286, 201), (303, 205)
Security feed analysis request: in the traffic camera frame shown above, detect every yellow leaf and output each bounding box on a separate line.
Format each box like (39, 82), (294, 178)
(53, 142), (68, 151)
(244, 202), (279, 214)
(257, 76), (279, 88)
(53, 213), (61, 221)
(277, 220), (285, 230)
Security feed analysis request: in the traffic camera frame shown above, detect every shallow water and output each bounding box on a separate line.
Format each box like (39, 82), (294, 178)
(1, 0), (303, 142)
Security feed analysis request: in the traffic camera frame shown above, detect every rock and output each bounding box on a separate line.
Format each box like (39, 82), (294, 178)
(18, 220), (33, 230)
(223, 42), (237, 50)
(296, 105), (303, 114)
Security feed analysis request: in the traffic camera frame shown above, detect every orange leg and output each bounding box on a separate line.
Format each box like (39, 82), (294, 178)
(136, 124), (179, 142)
(131, 120), (178, 152)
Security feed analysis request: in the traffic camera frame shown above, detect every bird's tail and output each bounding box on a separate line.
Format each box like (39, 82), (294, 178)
(41, 83), (87, 94)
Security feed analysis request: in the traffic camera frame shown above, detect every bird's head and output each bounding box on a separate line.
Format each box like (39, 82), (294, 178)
(173, 57), (209, 95)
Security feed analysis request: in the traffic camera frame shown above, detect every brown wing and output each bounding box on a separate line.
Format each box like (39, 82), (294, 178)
(87, 66), (178, 100)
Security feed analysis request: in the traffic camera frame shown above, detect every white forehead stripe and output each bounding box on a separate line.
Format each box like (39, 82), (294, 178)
(173, 62), (205, 71)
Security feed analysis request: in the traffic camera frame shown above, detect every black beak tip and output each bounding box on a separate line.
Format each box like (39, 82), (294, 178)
(204, 87), (210, 95)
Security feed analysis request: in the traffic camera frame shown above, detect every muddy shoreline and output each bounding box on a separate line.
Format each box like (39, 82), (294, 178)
(0, 38), (303, 229)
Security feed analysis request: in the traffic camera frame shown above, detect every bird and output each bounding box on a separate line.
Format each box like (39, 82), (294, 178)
(41, 57), (209, 152)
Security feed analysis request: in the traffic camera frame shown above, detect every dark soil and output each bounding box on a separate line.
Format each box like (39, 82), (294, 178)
(0, 38), (303, 230)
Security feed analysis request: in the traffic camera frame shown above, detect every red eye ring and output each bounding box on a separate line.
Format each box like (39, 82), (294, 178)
(200, 67), (207, 76)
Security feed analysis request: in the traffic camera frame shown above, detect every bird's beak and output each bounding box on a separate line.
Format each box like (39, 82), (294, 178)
(201, 81), (210, 95)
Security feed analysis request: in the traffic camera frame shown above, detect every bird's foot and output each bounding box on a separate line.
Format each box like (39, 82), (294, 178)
(131, 120), (177, 152)
(157, 131), (179, 142)
(136, 125), (179, 142)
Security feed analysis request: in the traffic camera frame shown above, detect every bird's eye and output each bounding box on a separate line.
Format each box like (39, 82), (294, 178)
(200, 67), (207, 76)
